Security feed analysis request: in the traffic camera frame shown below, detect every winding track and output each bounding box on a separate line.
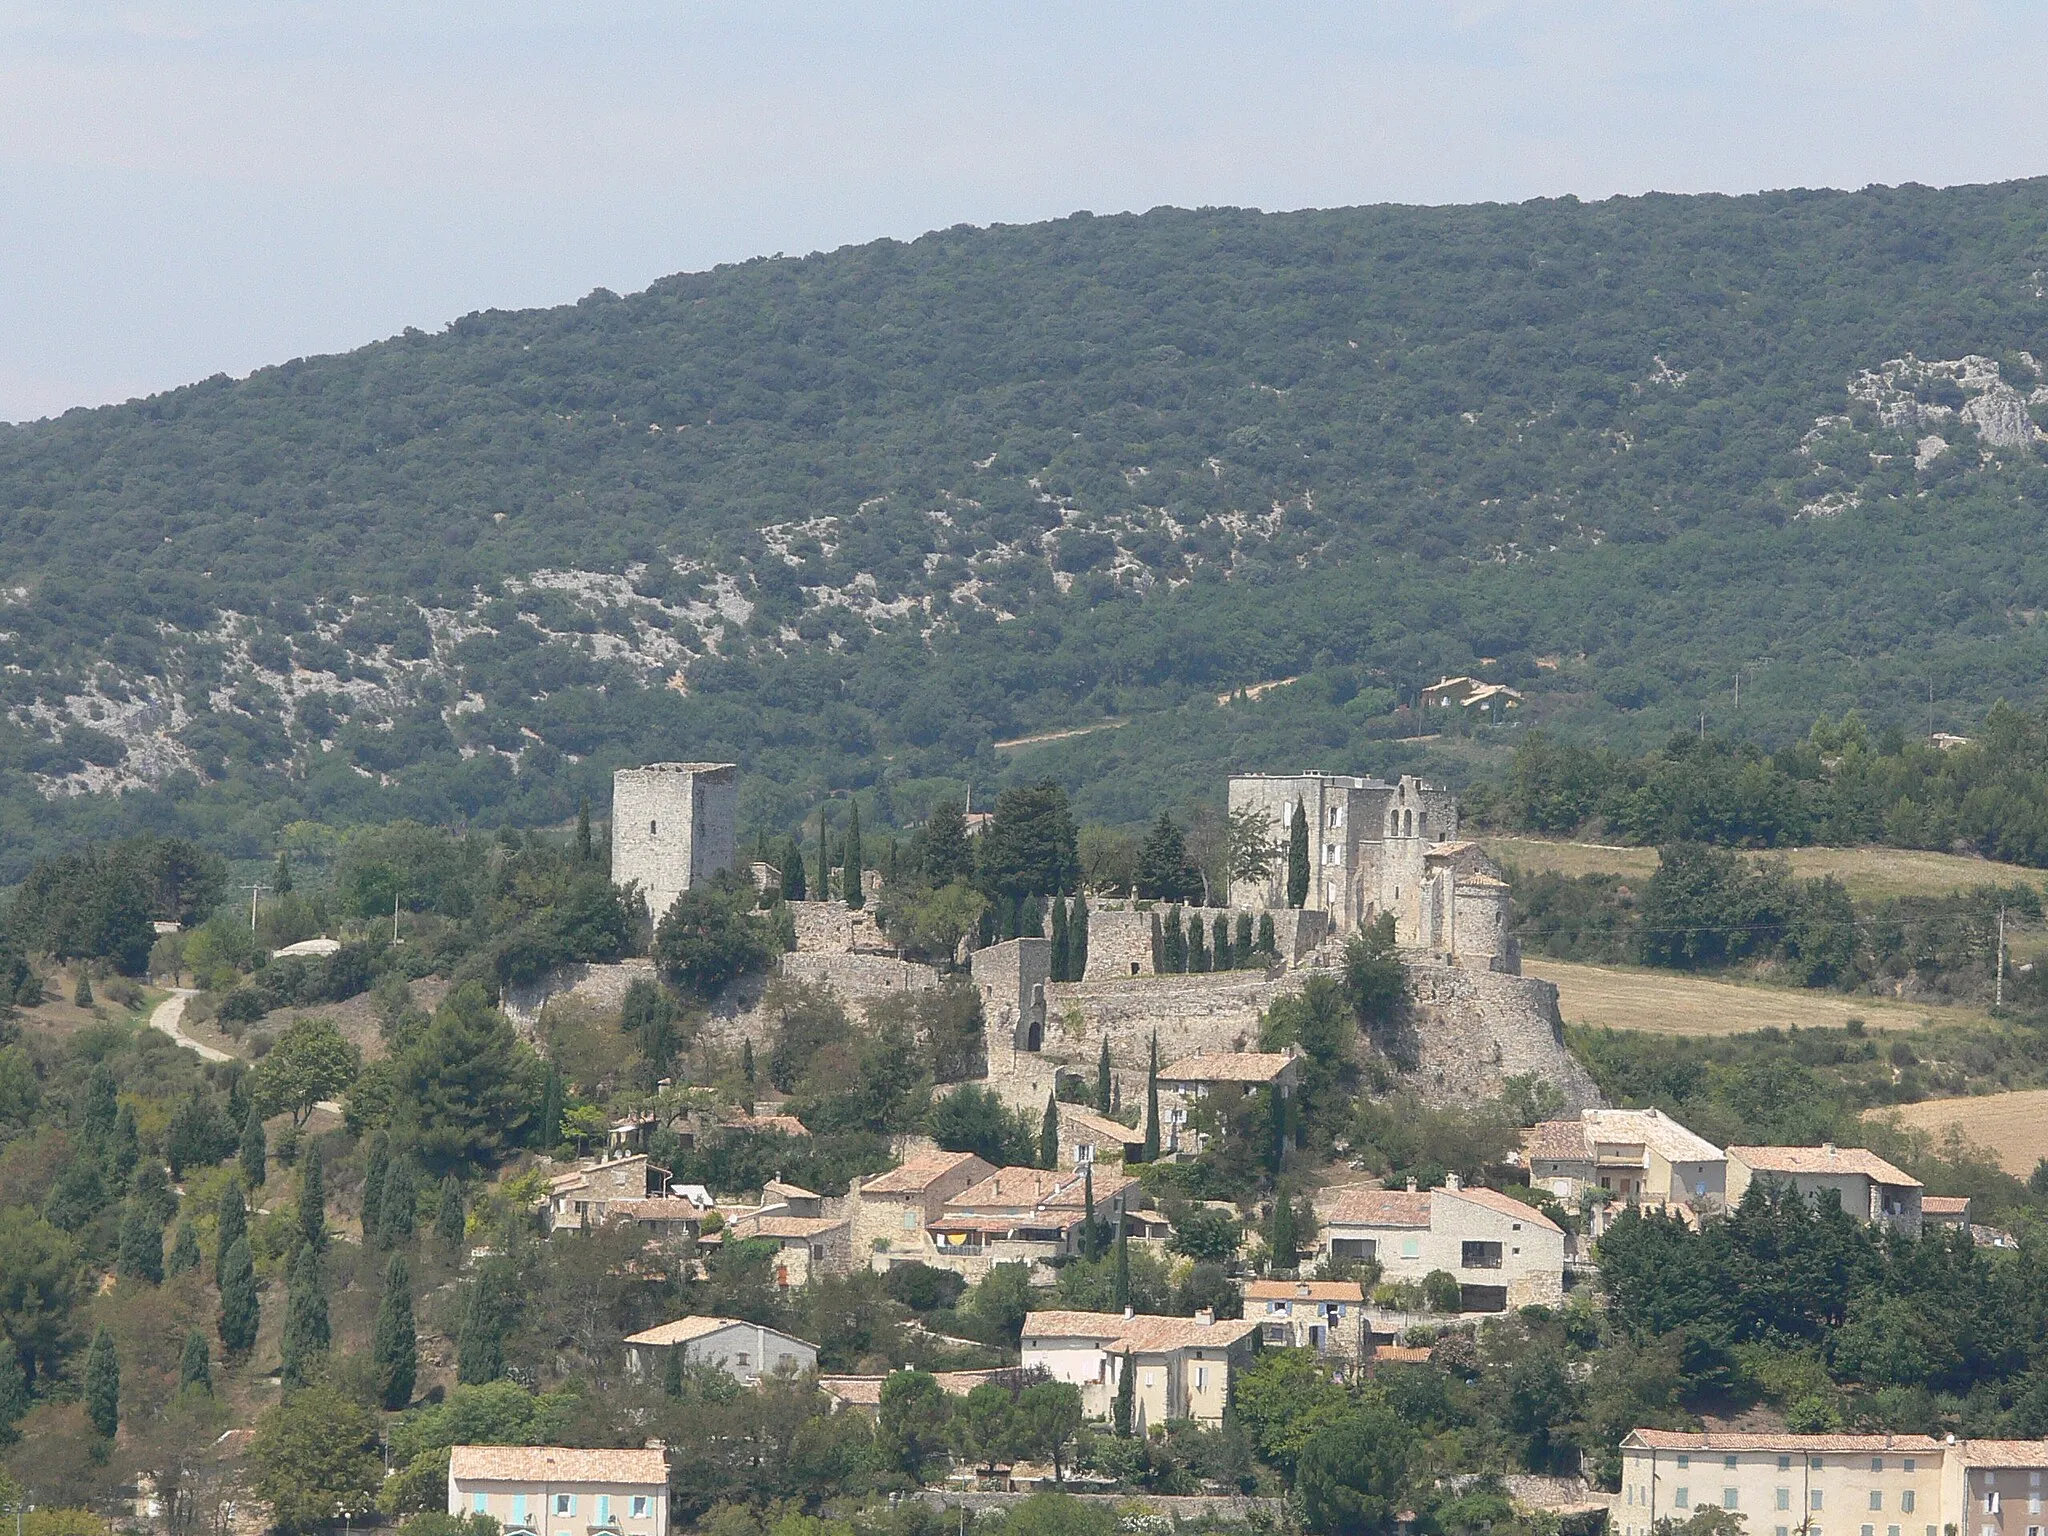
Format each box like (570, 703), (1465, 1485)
(147, 987), (232, 1063)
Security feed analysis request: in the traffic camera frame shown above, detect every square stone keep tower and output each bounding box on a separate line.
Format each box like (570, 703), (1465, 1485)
(612, 763), (738, 922)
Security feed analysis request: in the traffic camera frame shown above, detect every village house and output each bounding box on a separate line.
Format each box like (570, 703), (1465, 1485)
(1318, 1177), (1565, 1314)
(1524, 1107), (1726, 1235)
(1725, 1144), (1924, 1235)
(721, 1209), (852, 1287)
(1054, 1102), (1145, 1167)
(849, 1149), (996, 1270)
(545, 1153), (668, 1234)
(1616, 1430), (2048, 1536)
(1241, 1279), (1368, 1372)
(620, 1316), (818, 1385)
(926, 1166), (1138, 1281)
(447, 1445), (669, 1536)
(1155, 1050), (1301, 1156)
(815, 1368), (1022, 1417)
(1020, 1309), (1259, 1430)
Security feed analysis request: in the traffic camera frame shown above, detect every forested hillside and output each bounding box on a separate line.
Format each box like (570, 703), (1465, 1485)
(8, 181), (2048, 866)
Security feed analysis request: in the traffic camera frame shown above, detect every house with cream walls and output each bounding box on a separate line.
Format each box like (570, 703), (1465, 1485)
(1021, 1309), (1258, 1429)
(1317, 1177), (1564, 1313)
(448, 1446), (668, 1536)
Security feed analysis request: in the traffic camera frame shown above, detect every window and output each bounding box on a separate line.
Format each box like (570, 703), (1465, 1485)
(1782, 1458), (1795, 1472)
(1987, 1494), (2003, 1514)
(1332, 1238), (1377, 1263)
(1905, 1461), (1917, 1474)
(1676, 1489), (1691, 1511)
(649, 820), (657, 834)
(1814, 1458), (1827, 1470)
(1903, 1493), (1917, 1513)
(901, 1211), (917, 1229)
(1874, 1460), (1886, 1473)
(1862, 1526), (1874, 1536)
(1873, 1492), (1885, 1511)
(598, 1497), (611, 1525)
(1400, 1237), (1420, 1260)
(737, 1353), (751, 1368)
(1778, 1527), (1791, 1536)
(512, 1498), (529, 1528)
(1779, 1490), (1792, 1510)
(1814, 1491), (1827, 1511)
(473, 1495), (489, 1515)
(1889, 1527), (1901, 1536)
(631, 1499), (650, 1520)
(1677, 1455), (1690, 1471)
(1461, 1240), (1504, 1269)
(1196, 1367), (1209, 1391)
(1725, 1490), (1740, 1510)
(555, 1496), (575, 1517)
(1728, 1456), (1741, 1470)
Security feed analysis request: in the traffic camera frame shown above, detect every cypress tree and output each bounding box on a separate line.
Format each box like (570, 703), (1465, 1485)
(0, 1346), (30, 1430)
(373, 1253), (417, 1410)
(360, 1131), (390, 1249)
(1039, 1092), (1059, 1170)
(1268, 1185), (1298, 1274)
(1049, 896), (1070, 981)
(73, 968), (94, 1008)
(661, 1342), (684, 1398)
(1113, 1352), (1136, 1437)
(379, 1158), (418, 1247)
(540, 1064), (565, 1151)
(1286, 797), (1310, 909)
(215, 1182), (247, 1280)
(1142, 1033), (1161, 1162)
(1257, 912), (1277, 960)
(1188, 913), (1209, 973)
(217, 1236), (258, 1354)
(1112, 1208), (1131, 1312)
(297, 1147), (326, 1253)
(843, 801), (865, 910)
(781, 834), (806, 901)
(1020, 893), (1043, 940)
(280, 1244), (330, 1388)
(238, 1105), (266, 1191)
(815, 814), (831, 903)
(274, 849), (294, 896)
(118, 1201), (164, 1284)
(180, 1330), (211, 1395)
(84, 1326), (119, 1439)
(1072, 892), (1090, 978)
(111, 1102), (139, 1177)
(1162, 906), (1186, 973)
(1214, 913), (1231, 971)
(1096, 1037), (1112, 1115)
(167, 1219), (201, 1277)
(1235, 912), (1255, 969)
(82, 1063), (117, 1148)
(437, 1176), (467, 1246)
(457, 1265), (507, 1385)
(1080, 1161), (1098, 1261)
(1268, 1084), (1289, 1176)
(740, 1039), (757, 1114)
(575, 798), (594, 861)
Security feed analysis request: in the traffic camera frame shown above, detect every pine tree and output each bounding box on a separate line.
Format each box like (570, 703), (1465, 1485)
(215, 1182), (247, 1281)
(1112, 1209), (1131, 1311)
(167, 1219), (201, 1277)
(1287, 797), (1310, 909)
(1235, 912), (1255, 969)
(118, 1201), (164, 1284)
(1188, 913), (1209, 973)
(238, 1105), (267, 1191)
(73, 968), (94, 1008)
(180, 1330), (211, 1395)
(379, 1158), (418, 1247)
(1071, 892), (1090, 978)
(1113, 1351), (1136, 1437)
(1257, 912), (1277, 960)
(274, 849), (294, 896)
(437, 1176), (467, 1247)
(1049, 896), (1070, 981)
(1096, 1038), (1113, 1115)
(1268, 1185), (1298, 1275)
(280, 1243), (330, 1388)
(217, 1236), (258, 1354)
(781, 834), (806, 901)
(360, 1131), (389, 1249)
(1142, 1033), (1161, 1162)
(575, 798), (594, 861)
(815, 813), (831, 903)
(84, 1326), (119, 1439)
(110, 1101), (139, 1178)
(540, 1064), (565, 1151)
(297, 1148), (326, 1253)
(1039, 1092), (1059, 1170)
(1214, 913), (1232, 971)
(373, 1253), (417, 1410)
(843, 801), (865, 910)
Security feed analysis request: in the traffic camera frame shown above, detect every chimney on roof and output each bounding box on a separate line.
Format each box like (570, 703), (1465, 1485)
(1445, 1173), (1462, 1191)
(1123, 1305), (1135, 1321)
(1823, 1143), (1836, 1157)
(644, 1438), (666, 1452)
(1406, 1177), (1418, 1192)
(1195, 1308), (1214, 1326)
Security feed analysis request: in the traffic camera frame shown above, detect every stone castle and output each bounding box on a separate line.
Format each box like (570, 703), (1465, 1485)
(568, 762), (1597, 1117)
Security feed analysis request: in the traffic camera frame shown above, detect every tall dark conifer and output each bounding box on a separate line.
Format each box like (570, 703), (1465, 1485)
(373, 1253), (417, 1410)
(1071, 892), (1090, 978)
(844, 802), (865, 910)
(361, 1131), (390, 1249)
(1039, 1092), (1059, 1170)
(1142, 1033), (1161, 1162)
(84, 1326), (119, 1439)
(781, 834), (806, 901)
(1050, 896), (1070, 981)
(1096, 1038), (1113, 1115)
(215, 1182), (248, 1281)
(815, 814), (831, 903)
(1286, 797), (1310, 909)
(217, 1236), (258, 1355)
(238, 1105), (267, 1191)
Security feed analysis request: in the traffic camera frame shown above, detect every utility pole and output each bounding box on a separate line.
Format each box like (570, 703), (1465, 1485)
(393, 889), (402, 945)
(1997, 905), (2007, 1009)
(240, 883), (270, 933)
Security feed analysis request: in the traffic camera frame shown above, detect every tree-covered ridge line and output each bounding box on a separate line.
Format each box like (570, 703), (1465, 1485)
(11, 184), (2048, 866)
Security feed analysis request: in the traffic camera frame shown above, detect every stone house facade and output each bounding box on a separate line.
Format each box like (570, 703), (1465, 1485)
(1725, 1144), (1924, 1235)
(849, 1149), (995, 1270)
(1317, 1177), (1565, 1314)
(1525, 1107), (1727, 1235)
(1241, 1279), (1368, 1372)
(1021, 1309), (1259, 1429)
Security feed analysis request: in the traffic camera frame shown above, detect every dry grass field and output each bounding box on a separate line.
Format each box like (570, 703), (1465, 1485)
(1530, 954), (1988, 1037)
(1867, 1088), (2048, 1178)
(1485, 836), (2044, 903)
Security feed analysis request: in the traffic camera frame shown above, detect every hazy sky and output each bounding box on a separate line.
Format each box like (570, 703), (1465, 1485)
(5, 1), (2048, 422)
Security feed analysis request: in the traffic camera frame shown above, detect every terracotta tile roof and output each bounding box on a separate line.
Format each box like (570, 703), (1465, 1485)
(723, 1113), (810, 1138)
(1526, 1109), (1724, 1167)
(1371, 1345), (1435, 1366)
(1321, 1189), (1433, 1227)
(1056, 1104), (1142, 1146)
(1021, 1310), (1258, 1353)
(861, 1150), (993, 1196)
(1524, 1120), (1592, 1161)
(448, 1446), (668, 1484)
(1158, 1051), (1297, 1085)
(623, 1315), (758, 1347)
(1447, 1185), (1564, 1235)
(1242, 1280), (1365, 1303)
(1922, 1195), (1972, 1216)
(1955, 1440), (2048, 1468)
(605, 1199), (706, 1221)
(729, 1214), (847, 1240)
(1729, 1145), (1921, 1186)
(763, 1179), (821, 1201)
(817, 1370), (1006, 1407)
(1625, 1431), (1945, 1453)
(1021, 1310), (1131, 1340)
(949, 1167), (1137, 1213)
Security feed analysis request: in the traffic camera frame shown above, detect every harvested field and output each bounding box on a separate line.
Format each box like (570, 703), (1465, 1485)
(1485, 836), (2044, 903)
(1531, 955), (1987, 1037)
(1867, 1089), (2048, 1178)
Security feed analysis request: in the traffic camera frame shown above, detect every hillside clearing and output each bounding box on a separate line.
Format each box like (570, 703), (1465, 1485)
(1866, 1089), (2048, 1178)
(1532, 955), (1985, 1037)
(1487, 836), (2045, 902)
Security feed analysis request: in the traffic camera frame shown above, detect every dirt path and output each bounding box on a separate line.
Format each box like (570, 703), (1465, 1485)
(149, 988), (233, 1063)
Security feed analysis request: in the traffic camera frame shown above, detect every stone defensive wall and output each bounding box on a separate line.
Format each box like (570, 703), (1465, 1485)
(502, 957), (658, 1029)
